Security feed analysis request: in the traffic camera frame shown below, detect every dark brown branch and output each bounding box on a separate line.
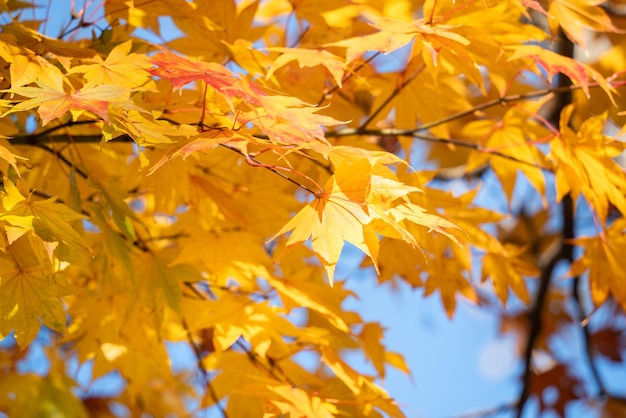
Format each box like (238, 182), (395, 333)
(10, 79), (619, 148)
(515, 30), (575, 418)
(572, 276), (606, 397)
(31, 143), (90, 179)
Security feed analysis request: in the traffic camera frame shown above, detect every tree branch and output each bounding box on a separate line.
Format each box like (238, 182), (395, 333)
(415, 81), (622, 133)
(515, 30), (575, 418)
(572, 275), (606, 397)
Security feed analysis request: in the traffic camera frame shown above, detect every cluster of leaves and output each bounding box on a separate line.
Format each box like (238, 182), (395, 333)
(0, 0), (625, 417)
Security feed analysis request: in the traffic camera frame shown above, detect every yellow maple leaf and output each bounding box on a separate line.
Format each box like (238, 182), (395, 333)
(423, 242), (477, 318)
(69, 40), (153, 89)
(267, 385), (337, 418)
(272, 156), (457, 285)
(266, 47), (346, 87)
(0, 236), (66, 347)
(271, 159), (378, 285)
(548, 0), (623, 48)
(481, 244), (538, 305)
(0, 179), (87, 250)
(327, 15), (470, 65)
(550, 106), (626, 221)
(570, 219), (626, 309)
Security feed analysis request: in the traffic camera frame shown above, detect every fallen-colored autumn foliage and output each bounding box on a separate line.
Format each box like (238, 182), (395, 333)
(0, 0), (626, 417)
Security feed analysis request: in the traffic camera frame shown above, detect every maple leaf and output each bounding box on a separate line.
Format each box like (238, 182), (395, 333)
(590, 326), (626, 362)
(420, 235), (476, 318)
(464, 102), (549, 203)
(363, 238), (426, 286)
(0, 179), (87, 250)
(481, 245), (538, 305)
(548, 0), (623, 48)
(529, 364), (585, 417)
(509, 45), (613, 98)
(172, 230), (273, 287)
(148, 49), (263, 103)
(0, 236), (67, 347)
(272, 156), (457, 285)
(266, 47), (345, 87)
(327, 15), (470, 65)
(569, 219), (626, 309)
(0, 33), (67, 88)
(550, 106), (626, 221)
(69, 40), (154, 89)
(6, 75), (129, 125)
(271, 160), (375, 285)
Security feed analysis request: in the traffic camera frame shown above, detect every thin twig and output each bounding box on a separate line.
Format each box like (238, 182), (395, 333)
(359, 64), (425, 129)
(326, 128), (551, 170)
(182, 317), (228, 418)
(31, 143), (89, 179)
(220, 144), (320, 195)
(316, 52), (381, 107)
(415, 81), (623, 133)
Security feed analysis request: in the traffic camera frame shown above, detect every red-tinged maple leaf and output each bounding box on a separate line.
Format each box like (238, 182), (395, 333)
(148, 49), (264, 104)
(516, 0), (549, 16)
(509, 45), (613, 99)
(251, 95), (341, 143)
(529, 364), (585, 417)
(590, 326), (626, 362)
(6, 78), (129, 125)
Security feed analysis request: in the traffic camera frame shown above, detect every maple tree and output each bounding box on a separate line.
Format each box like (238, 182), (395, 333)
(1, 0), (626, 416)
